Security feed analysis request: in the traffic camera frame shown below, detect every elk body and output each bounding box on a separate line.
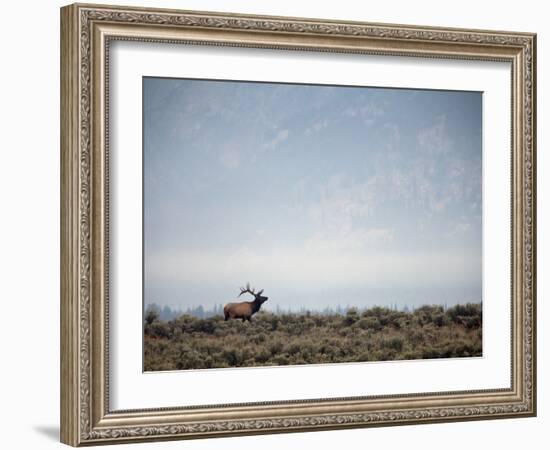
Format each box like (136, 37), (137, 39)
(224, 284), (268, 322)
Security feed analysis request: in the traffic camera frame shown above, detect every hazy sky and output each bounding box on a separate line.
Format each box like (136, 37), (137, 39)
(143, 77), (482, 311)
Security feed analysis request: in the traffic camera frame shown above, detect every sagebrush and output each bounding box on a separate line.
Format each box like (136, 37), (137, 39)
(144, 303), (482, 371)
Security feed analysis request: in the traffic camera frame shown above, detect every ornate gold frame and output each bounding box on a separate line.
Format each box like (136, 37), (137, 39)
(60, 3), (536, 446)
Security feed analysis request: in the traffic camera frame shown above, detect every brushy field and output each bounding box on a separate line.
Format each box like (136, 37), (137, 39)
(144, 304), (482, 371)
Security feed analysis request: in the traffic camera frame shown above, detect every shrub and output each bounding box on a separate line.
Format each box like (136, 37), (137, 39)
(343, 308), (360, 326)
(384, 336), (404, 352)
(268, 340), (284, 355)
(356, 317), (382, 331)
(145, 306), (160, 325)
(433, 313), (449, 327)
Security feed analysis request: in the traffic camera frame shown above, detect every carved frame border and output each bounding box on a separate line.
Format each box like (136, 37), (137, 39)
(60, 3), (536, 446)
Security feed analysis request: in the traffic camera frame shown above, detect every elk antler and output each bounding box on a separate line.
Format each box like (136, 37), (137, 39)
(238, 282), (257, 297)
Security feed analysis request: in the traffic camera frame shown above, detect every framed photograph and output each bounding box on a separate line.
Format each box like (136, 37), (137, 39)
(60, 3), (537, 446)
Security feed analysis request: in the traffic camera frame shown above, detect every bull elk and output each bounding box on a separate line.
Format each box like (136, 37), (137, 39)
(224, 283), (268, 322)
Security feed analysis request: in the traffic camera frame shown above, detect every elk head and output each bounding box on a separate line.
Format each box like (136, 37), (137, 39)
(238, 283), (268, 306)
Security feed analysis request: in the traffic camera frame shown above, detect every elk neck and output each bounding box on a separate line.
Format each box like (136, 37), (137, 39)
(251, 298), (263, 313)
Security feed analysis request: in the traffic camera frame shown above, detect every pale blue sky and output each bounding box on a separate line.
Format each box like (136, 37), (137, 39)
(143, 77), (482, 311)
